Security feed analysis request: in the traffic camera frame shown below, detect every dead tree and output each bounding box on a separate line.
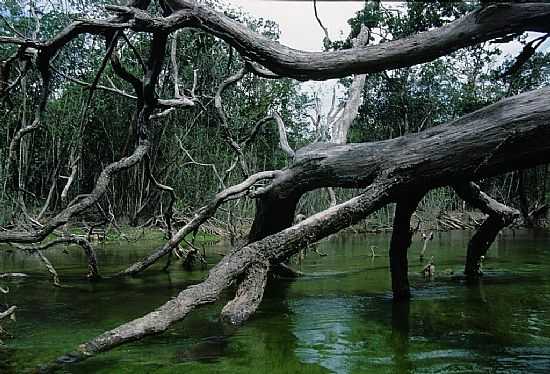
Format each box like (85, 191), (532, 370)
(454, 182), (520, 276)
(0, 1), (549, 369)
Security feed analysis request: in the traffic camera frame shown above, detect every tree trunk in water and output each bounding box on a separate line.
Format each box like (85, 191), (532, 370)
(247, 191), (299, 243)
(453, 182), (520, 276)
(465, 217), (504, 276)
(389, 193), (424, 300)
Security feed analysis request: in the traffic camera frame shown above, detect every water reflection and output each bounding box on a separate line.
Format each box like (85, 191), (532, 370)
(1, 231), (550, 373)
(391, 301), (412, 373)
(291, 296), (361, 373)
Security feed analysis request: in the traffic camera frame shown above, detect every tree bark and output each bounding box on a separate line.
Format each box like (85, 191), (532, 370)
(242, 86), (550, 255)
(36, 83), (550, 368)
(155, 1), (550, 80)
(247, 191), (299, 243)
(119, 86), (550, 275)
(389, 193), (424, 300)
(453, 182), (520, 276)
(220, 259), (269, 325)
(42, 179), (396, 372)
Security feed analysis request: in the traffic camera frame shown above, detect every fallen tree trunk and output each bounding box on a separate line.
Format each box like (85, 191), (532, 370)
(42, 179), (397, 372)
(453, 182), (520, 276)
(35, 84), (550, 373)
(248, 85), (550, 244)
(122, 86), (550, 275)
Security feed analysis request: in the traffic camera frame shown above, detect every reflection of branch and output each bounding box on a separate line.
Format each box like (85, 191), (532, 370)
(36, 250), (61, 286)
(10, 235), (100, 280)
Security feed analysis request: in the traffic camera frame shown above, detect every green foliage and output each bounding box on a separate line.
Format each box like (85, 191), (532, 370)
(0, 0), (310, 226)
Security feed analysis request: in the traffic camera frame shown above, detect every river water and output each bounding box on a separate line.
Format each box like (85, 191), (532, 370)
(1, 230), (550, 373)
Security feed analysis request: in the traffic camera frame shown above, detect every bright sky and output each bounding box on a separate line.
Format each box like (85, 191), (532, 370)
(229, 0), (363, 51)
(229, 0), (363, 111)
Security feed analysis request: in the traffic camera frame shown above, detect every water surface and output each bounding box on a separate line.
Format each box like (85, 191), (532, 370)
(1, 230), (550, 373)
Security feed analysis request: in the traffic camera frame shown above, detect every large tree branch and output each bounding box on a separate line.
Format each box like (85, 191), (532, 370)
(453, 182), (521, 276)
(42, 178), (396, 370)
(260, 86), (550, 200)
(4, 3), (549, 83)
(148, 1), (550, 80)
(248, 85), (550, 243)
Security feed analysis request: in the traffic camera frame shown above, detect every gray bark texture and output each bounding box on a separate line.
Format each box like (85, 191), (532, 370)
(454, 182), (521, 276)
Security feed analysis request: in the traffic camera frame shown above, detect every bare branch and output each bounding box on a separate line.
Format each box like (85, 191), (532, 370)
(9, 235), (100, 280)
(214, 67), (249, 175)
(145, 155), (177, 237)
(313, 0), (330, 45)
(272, 112), (295, 158)
(120, 170), (280, 276)
(0, 306), (16, 321)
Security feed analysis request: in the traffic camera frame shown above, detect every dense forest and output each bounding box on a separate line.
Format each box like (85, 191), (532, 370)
(1, 0), (550, 372)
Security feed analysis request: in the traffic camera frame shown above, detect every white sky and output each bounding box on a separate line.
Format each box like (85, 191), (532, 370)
(229, 0), (363, 111)
(230, 0), (363, 51)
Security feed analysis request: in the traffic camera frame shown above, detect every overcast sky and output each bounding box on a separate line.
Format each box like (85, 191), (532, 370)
(229, 0), (364, 111)
(230, 0), (363, 51)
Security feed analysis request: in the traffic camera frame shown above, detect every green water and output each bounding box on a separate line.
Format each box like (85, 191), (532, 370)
(1, 230), (550, 373)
